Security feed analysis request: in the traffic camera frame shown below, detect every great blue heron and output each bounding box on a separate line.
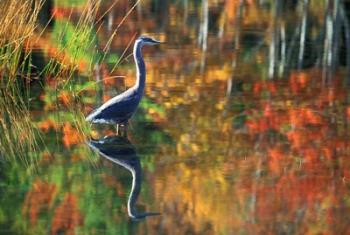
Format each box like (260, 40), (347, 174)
(86, 36), (161, 134)
(87, 136), (160, 220)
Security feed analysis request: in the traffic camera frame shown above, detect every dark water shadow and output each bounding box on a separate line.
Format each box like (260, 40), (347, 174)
(87, 136), (160, 220)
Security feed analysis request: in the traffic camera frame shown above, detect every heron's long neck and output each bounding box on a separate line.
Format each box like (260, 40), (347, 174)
(127, 165), (142, 219)
(133, 41), (146, 93)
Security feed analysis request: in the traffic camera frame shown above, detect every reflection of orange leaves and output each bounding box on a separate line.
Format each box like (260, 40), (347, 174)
(319, 87), (346, 105)
(206, 67), (231, 81)
(103, 95), (112, 103)
(286, 130), (306, 148)
(78, 60), (87, 71)
(246, 119), (268, 134)
(38, 119), (59, 132)
(245, 120), (255, 133)
(39, 120), (51, 132)
(297, 73), (308, 86)
(103, 76), (119, 86)
(258, 118), (269, 132)
(303, 147), (319, 164)
(71, 154), (82, 163)
(62, 123), (81, 148)
(147, 108), (166, 122)
(263, 103), (272, 117)
(102, 173), (124, 197)
(52, 8), (65, 19)
(289, 108), (323, 126)
(256, 172), (337, 225)
(347, 107), (350, 119)
(253, 82), (277, 95)
(253, 82), (262, 94)
(335, 139), (347, 149)
(289, 72), (310, 93)
(267, 81), (277, 94)
(322, 147), (333, 160)
(51, 193), (83, 235)
(327, 88), (335, 102)
(23, 179), (56, 225)
(268, 147), (284, 174)
(343, 167), (350, 180)
(246, 104), (287, 134)
(58, 91), (71, 106)
(305, 109), (322, 125)
(268, 148), (283, 160)
(289, 109), (303, 126)
(224, 0), (246, 23)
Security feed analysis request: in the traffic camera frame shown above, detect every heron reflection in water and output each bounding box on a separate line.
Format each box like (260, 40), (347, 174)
(87, 136), (160, 220)
(86, 36), (162, 136)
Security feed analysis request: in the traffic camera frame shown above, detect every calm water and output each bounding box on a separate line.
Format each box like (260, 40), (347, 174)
(1, 0), (350, 234)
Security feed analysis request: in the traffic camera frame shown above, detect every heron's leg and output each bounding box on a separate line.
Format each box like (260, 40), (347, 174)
(116, 124), (120, 136)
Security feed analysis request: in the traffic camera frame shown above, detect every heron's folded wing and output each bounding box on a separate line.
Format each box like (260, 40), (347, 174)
(93, 95), (139, 121)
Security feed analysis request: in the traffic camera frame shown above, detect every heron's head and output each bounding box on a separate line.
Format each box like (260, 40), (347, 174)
(137, 36), (161, 46)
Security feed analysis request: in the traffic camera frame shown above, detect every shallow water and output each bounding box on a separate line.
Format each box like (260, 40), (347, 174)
(1, 0), (350, 234)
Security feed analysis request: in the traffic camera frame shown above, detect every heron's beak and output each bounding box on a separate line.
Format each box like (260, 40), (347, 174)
(150, 39), (163, 44)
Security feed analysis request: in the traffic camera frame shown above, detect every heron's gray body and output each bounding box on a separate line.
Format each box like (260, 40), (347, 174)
(86, 87), (141, 124)
(86, 36), (160, 124)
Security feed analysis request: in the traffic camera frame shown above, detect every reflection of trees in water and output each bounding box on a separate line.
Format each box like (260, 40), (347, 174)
(144, 69), (350, 235)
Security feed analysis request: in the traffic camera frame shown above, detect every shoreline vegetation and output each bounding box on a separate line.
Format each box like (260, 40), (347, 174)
(1, 0), (111, 161)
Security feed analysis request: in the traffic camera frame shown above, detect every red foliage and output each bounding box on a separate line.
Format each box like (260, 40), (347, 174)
(243, 70), (350, 233)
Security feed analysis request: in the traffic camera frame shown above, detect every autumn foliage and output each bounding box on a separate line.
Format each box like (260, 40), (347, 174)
(51, 193), (83, 235)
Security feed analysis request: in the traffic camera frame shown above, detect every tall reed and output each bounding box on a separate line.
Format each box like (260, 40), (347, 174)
(0, 0), (43, 162)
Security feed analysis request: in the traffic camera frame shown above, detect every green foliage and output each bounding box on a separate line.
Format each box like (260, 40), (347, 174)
(54, 0), (89, 7)
(51, 18), (101, 73)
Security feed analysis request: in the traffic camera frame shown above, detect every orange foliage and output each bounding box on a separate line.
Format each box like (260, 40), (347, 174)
(38, 119), (59, 132)
(239, 70), (350, 233)
(58, 91), (72, 106)
(103, 94), (112, 103)
(23, 179), (56, 225)
(289, 72), (311, 93)
(52, 8), (65, 19)
(51, 193), (83, 235)
(62, 123), (81, 148)
(268, 147), (285, 174)
(253, 81), (277, 95)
